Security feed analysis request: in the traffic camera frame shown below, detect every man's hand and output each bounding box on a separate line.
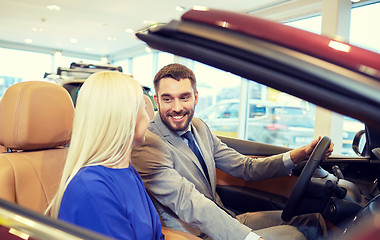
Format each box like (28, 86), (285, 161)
(290, 136), (334, 165)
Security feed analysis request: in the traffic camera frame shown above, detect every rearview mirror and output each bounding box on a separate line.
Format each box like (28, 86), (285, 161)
(352, 130), (366, 157)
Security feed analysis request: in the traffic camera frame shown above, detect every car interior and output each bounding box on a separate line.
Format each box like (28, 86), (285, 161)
(0, 80), (199, 240)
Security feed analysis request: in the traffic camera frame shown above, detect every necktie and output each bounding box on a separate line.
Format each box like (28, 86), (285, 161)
(182, 131), (210, 183)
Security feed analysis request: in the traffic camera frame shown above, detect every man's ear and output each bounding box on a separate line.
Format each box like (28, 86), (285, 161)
(194, 90), (199, 106)
(154, 94), (159, 109)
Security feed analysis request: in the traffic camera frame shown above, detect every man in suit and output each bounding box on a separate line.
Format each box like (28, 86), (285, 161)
(132, 63), (333, 240)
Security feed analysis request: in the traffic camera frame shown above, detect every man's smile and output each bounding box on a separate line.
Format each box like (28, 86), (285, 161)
(170, 114), (187, 122)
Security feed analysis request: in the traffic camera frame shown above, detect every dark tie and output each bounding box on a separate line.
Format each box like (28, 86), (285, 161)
(182, 131), (210, 183)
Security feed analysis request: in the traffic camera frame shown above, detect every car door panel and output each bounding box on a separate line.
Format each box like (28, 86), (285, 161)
(216, 135), (298, 213)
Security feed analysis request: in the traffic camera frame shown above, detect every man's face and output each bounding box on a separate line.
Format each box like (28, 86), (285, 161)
(154, 77), (198, 132)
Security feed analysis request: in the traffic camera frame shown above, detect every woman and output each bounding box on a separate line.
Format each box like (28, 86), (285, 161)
(47, 71), (164, 240)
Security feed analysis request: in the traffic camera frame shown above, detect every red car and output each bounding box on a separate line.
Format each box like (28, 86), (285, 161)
(136, 8), (380, 240)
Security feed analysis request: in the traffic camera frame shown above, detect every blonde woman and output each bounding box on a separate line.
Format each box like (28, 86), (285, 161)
(47, 71), (164, 240)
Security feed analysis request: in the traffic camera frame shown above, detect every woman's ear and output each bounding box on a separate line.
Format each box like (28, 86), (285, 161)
(154, 94), (159, 109)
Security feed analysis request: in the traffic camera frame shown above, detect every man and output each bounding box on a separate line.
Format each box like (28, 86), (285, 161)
(132, 63), (333, 240)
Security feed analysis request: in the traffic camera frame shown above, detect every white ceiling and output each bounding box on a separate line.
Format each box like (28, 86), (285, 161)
(0, 0), (325, 59)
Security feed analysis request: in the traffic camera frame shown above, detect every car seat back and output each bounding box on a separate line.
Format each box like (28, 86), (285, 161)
(0, 81), (74, 213)
(0, 145), (6, 153)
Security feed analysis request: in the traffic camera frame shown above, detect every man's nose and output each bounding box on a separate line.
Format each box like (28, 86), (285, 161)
(172, 99), (183, 112)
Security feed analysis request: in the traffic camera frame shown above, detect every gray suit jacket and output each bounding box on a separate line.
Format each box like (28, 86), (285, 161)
(131, 114), (290, 240)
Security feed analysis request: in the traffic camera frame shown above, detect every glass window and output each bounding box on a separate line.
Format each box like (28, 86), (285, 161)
(53, 55), (101, 71)
(351, 2), (380, 53)
(194, 66), (316, 147)
(158, 52), (174, 70)
(281, 7), (371, 154)
(245, 82), (315, 148)
(132, 54), (153, 88)
(193, 61), (241, 114)
(192, 55), (363, 154)
(285, 15), (322, 34)
(112, 59), (131, 74)
(0, 48), (52, 97)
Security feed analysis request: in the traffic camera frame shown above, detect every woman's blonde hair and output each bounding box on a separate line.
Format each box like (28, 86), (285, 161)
(47, 71), (143, 218)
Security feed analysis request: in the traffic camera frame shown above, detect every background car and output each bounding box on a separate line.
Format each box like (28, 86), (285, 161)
(196, 99), (315, 148)
(44, 62), (158, 110)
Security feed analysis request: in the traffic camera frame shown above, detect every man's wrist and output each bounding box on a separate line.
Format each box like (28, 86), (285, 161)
(290, 146), (308, 164)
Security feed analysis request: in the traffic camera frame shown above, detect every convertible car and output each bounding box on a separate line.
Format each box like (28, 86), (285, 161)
(0, 7), (379, 240)
(135, 7), (380, 240)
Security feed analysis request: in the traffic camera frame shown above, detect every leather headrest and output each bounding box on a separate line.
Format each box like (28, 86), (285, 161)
(0, 81), (74, 150)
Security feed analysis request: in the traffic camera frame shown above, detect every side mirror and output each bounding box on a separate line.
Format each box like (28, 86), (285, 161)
(352, 129), (366, 157)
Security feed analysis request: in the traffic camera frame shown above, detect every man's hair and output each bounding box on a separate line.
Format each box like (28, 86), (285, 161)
(153, 63), (196, 93)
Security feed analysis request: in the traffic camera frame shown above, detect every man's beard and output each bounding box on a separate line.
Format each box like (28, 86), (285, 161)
(159, 108), (194, 132)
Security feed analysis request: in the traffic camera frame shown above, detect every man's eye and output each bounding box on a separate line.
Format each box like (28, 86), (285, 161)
(163, 98), (171, 102)
(182, 96), (190, 100)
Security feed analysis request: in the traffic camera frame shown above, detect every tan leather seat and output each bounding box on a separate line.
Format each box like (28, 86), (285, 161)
(0, 81), (74, 213)
(0, 145), (6, 153)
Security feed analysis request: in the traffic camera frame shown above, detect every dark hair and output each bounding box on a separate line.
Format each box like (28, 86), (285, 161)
(153, 63), (196, 93)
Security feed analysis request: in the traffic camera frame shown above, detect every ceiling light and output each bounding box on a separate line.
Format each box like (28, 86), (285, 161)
(32, 27), (43, 32)
(107, 37), (117, 41)
(54, 51), (62, 57)
(24, 39), (32, 44)
(46, 5), (61, 11)
(145, 46), (152, 53)
(125, 28), (134, 33)
(70, 38), (78, 44)
(351, 0), (360, 2)
(101, 57), (109, 64)
(143, 20), (156, 25)
(175, 6), (186, 12)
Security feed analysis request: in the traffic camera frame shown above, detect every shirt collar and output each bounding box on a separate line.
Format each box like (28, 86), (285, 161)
(176, 123), (192, 137)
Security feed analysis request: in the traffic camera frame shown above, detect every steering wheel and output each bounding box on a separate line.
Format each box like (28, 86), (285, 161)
(281, 136), (331, 222)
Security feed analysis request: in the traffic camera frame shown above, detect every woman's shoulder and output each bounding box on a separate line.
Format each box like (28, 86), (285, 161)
(75, 165), (107, 180)
(64, 166), (125, 201)
(67, 166), (114, 191)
